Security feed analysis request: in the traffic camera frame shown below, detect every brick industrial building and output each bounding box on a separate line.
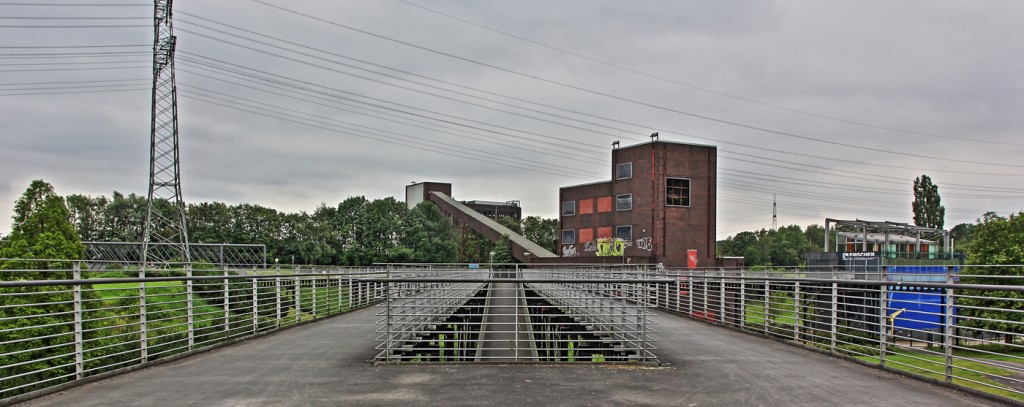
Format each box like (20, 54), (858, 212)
(558, 139), (717, 268)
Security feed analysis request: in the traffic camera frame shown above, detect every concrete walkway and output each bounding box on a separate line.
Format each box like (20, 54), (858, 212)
(476, 282), (537, 361)
(19, 306), (1008, 406)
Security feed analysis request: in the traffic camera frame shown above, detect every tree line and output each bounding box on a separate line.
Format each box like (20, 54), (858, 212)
(1, 182), (559, 266)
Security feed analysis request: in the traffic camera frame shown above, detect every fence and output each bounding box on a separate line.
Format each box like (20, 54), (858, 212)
(0, 260), (385, 403)
(651, 266), (1024, 403)
(374, 267), (659, 363)
(5, 262), (1024, 404)
(83, 242), (267, 268)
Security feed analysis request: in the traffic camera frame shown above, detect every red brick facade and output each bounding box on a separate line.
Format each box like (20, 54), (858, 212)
(558, 141), (717, 268)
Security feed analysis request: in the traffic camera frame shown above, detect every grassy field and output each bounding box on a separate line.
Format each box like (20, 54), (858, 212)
(856, 350), (1024, 402)
(740, 294), (1024, 401)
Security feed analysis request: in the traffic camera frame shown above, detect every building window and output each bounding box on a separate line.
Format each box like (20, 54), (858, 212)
(615, 225), (632, 241)
(562, 229), (576, 245)
(561, 200), (575, 216)
(666, 178), (690, 207)
(615, 194), (632, 211)
(616, 162), (633, 180)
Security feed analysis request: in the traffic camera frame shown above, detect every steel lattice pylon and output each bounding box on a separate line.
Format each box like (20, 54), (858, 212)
(142, 0), (190, 267)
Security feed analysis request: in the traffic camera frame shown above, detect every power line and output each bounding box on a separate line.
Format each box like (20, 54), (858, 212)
(250, 0), (1024, 169)
(0, 2), (148, 6)
(395, 0), (1024, 147)
(0, 44), (148, 48)
(0, 24), (150, 28)
(180, 93), (595, 181)
(174, 50), (611, 156)
(178, 85), (603, 178)
(174, 11), (1024, 180)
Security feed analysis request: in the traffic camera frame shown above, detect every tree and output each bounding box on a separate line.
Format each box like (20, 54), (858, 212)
(0, 180), (87, 394)
(804, 224), (826, 252)
(522, 216), (558, 254)
(496, 216), (522, 235)
(398, 203), (456, 263)
(492, 234), (516, 265)
(1, 180), (86, 268)
(957, 211), (1024, 344)
(913, 174), (945, 229)
(950, 222), (976, 250)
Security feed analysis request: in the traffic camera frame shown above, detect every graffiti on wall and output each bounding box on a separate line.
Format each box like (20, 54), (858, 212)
(562, 245), (579, 257)
(635, 237), (652, 252)
(584, 241), (598, 252)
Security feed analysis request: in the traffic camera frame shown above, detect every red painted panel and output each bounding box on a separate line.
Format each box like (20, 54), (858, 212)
(597, 196), (612, 213)
(597, 227), (612, 239)
(579, 228), (594, 243)
(579, 198), (594, 214)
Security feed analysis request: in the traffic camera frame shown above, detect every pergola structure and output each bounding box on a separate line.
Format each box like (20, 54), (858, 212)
(823, 219), (951, 259)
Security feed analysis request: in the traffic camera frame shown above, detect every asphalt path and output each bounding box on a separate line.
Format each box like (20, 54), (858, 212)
(18, 305), (1008, 406)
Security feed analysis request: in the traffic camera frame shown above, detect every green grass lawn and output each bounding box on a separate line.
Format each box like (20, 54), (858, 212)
(744, 295), (796, 326)
(857, 350), (1024, 402)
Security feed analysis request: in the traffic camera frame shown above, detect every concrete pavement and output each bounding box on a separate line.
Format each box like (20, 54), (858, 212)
(19, 305), (1008, 406)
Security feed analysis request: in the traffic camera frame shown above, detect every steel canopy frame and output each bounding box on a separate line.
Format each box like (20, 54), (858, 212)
(824, 218), (951, 257)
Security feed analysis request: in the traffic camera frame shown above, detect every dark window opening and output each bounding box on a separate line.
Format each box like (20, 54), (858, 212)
(666, 178), (690, 207)
(616, 162), (633, 180)
(616, 194), (632, 211)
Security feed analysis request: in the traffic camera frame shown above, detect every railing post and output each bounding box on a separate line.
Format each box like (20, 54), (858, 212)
(763, 279), (769, 335)
(186, 263), (194, 350)
(252, 278), (258, 335)
(386, 266), (392, 361)
(794, 281), (801, 342)
(312, 277), (318, 318)
(139, 265), (148, 362)
(347, 277), (353, 311)
(275, 277), (282, 328)
(73, 261), (84, 380)
(719, 272), (726, 324)
(879, 282), (888, 367)
(223, 269), (230, 339)
(739, 276), (746, 331)
(702, 269), (709, 320)
(294, 274), (300, 324)
(337, 275), (343, 314)
(944, 266), (955, 383)
(831, 281), (838, 354)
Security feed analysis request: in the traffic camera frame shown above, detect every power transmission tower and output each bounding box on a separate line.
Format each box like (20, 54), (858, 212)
(771, 194), (777, 231)
(142, 0), (190, 267)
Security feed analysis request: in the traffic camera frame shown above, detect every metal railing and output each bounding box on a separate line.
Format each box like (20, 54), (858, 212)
(650, 266), (1024, 403)
(82, 242), (268, 268)
(6, 261), (1024, 404)
(374, 267), (660, 363)
(0, 260), (385, 403)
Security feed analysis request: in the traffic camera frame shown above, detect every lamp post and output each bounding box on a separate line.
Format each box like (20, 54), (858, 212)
(489, 251), (495, 271)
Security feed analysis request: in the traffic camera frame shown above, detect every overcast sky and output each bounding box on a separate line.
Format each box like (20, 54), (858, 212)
(2, 1), (1023, 240)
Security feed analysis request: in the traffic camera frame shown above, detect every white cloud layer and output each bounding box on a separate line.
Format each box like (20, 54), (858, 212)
(2, 0), (1022, 239)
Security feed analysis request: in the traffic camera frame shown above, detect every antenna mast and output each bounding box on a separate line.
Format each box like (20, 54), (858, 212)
(142, 0), (190, 268)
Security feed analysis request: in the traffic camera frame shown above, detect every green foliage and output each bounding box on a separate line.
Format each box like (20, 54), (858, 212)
(522, 216), (558, 253)
(958, 211), (1024, 341)
(496, 216), (522, 235)
(0, 180), (87, 394)
(950, 222), (976, 248)
(492, 235), (517, 264)
(719, 225), (819, 267)
(912, 174), (945, 229)
(398, 203), (457, 263)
